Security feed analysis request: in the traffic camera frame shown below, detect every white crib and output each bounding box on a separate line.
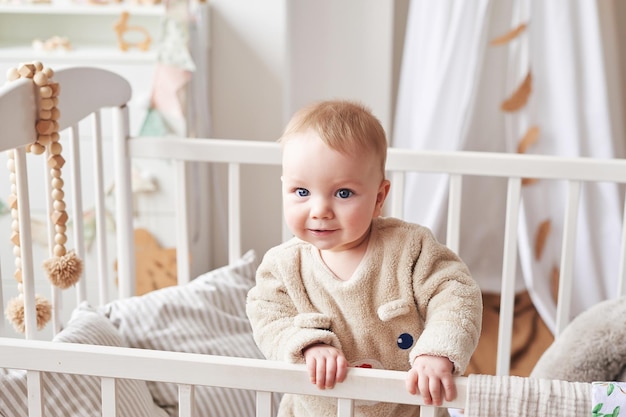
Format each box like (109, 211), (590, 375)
(0, 65), (625, 417)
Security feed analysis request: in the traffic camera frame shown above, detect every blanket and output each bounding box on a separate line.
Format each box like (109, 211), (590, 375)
(465, 374), (590, 417)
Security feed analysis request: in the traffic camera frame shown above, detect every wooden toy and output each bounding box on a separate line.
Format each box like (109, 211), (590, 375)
(113, 11), (152, 52)
(32, 36), (72, 52)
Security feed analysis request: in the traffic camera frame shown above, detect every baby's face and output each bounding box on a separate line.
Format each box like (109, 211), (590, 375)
(281, 131), (388, 254)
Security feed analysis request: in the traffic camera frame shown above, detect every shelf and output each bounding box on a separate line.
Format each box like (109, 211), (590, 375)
(0, 43), (158, 64)
(0, 3), (164, 54)
(0, 2), (165, 16)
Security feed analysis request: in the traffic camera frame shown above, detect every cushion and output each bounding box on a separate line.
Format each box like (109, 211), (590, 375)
(530, 295), (626, 382)
(0, 303), (168, 417)
(99, 249), (277, 417)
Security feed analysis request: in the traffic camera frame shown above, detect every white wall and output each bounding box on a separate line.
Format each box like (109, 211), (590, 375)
(285, 0), (395, 132)
(207, 0), (286, 268)
(207, 0), (408, 268)
(209, 0), (287, 141)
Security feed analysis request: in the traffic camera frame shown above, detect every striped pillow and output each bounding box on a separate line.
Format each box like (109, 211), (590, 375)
(0, 304), (168, 417)
(99, 250), (278, 417)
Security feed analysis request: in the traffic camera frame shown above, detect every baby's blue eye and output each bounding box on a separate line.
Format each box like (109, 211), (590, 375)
(296, 188), (309, 197)
(336, 189), (352, 199)
(397, 333), (414, 350)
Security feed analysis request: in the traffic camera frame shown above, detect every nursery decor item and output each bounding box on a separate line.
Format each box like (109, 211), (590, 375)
(32, 36), (72, 52)
(113, 11), (152, 52)
(4, 61), (83, 333)
(131, 228), (177, 295)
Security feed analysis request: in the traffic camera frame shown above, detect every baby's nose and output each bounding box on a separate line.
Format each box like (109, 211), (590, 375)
(310, 197), (332, 219)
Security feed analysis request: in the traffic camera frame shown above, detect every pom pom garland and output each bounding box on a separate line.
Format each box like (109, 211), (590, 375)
(5, 294), (52, 334)
(43, 250), (84, 289)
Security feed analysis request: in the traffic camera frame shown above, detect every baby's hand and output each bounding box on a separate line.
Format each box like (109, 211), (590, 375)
(405, 355), (456, 406)
(303, 343), (348, 390)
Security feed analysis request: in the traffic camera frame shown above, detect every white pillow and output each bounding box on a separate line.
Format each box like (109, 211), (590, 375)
(0, 304), (168, 417)
(99, 250), (278, 417)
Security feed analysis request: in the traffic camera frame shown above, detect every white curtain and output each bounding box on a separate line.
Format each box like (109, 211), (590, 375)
(393, 0), (625, 332)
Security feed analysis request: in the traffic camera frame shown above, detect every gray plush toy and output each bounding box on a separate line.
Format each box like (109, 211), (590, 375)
(531, 296), (626, 382)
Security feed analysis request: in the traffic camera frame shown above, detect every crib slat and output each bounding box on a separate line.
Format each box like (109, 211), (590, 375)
(496, 177), (522, 376)
(228, 162), (242, 264)
(446, 174), (462, 253)
(43, 140), (61, 334)
(256, 391), (273, 417)
(69, 123), (87, 304)
(389, 171), (405, 218)
(26, 370), (43, 417)
(555, 180), (581, 335)
(101, 377), (117, 417)
(0, 273), (4, 336)
(112, 105), (135, 299)
(337, 398), (354, 417)
(14, 148), (37, 339)
(419, 406), (436, 417)
(175, 160), (192, 285)
(51, 286), (62, 336)
(179, 384), (195, 417)
(91, 111), (110, 305)
(619, 192), (626, 297)
(282, 218), (292, 243)
(44, 158), (62, 334)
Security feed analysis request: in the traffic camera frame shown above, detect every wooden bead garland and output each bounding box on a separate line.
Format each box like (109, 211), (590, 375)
(4, 61), (83, 333)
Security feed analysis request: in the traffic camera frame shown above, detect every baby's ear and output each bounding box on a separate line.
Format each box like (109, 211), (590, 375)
(377, 299), (412, 322)
(374, 179), (391, 216)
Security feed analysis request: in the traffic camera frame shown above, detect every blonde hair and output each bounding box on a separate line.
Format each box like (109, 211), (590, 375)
(279, 100), (388, 175)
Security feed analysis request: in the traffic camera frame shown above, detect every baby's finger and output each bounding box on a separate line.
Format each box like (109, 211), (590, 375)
(405, 369), (419, 395)
(429, 378), (443, 406)
(316, 358), (327, 389)
(324, 358), (337, 388)
(335, 355), (348, 384)
(442, 375), (457, 401)
(418, 375), (432, 405)
(306, 357), (317, 385)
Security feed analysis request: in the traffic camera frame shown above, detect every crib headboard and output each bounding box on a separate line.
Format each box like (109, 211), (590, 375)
(0, 66), (134, 339)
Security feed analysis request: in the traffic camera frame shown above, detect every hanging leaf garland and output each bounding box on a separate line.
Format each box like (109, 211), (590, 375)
(492, 19), (558, 312)
(490, 22), (528, 46)
(501, 70), (532, 112)
(534, 219), (552, 261)
(517, 125), (540, 154)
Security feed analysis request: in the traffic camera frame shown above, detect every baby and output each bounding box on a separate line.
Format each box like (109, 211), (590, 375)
(246, 100), (482, 417)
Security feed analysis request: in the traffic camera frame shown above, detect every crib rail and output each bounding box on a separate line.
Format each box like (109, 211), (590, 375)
(127, 137), (626, 377)
(129, 136), (626, 182)
(0, 337), (466, 417)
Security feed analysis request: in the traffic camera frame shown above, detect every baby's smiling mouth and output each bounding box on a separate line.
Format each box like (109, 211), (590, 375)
(309, 228), (335, 234)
